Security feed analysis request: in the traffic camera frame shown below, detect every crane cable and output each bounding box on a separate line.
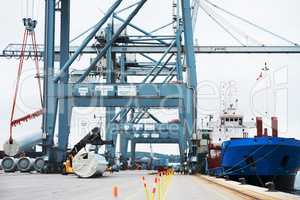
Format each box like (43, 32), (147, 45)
(203, 0), (299, 46)
(199, 3), (245, 46)
(9, 6), (43, 144)
(24, 0), (35, 19)
(200, 3), (262, 46)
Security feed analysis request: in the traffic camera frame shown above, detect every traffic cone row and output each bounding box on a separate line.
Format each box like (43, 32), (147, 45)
(141, 169), (174, 200)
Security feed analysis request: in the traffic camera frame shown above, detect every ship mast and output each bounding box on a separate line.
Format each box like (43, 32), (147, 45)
(261, 62), (270, 124)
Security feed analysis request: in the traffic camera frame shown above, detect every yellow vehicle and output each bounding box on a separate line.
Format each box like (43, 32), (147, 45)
(62, 155), (74, 174)
(62, 127), (113, 175)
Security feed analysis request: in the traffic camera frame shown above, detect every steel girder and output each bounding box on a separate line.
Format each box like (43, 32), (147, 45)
(4, 45), (300, 59)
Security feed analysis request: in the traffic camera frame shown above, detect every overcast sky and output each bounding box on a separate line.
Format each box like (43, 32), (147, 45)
(0, 0), (300, 154)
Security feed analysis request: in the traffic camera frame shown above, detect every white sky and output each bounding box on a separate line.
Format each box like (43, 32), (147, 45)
(0, 0), (300, 154)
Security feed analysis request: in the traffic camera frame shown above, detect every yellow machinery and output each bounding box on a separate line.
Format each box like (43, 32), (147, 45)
(62, 127), (113, 175)
(62, 155), (74, 174)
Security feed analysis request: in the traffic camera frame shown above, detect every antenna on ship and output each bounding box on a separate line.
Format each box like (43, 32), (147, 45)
(256, 62), (271, 122)
(262, 62), (270, 121)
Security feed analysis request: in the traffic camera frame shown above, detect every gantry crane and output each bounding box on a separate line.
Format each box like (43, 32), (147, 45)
(36, 0), (198, 171)
(2, 0), (300, 173)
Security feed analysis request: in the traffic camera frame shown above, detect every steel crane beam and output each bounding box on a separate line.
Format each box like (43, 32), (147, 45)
(53, 0), (123, 82)
(3, 45), (300, 59)
(75, 0), (147, 83)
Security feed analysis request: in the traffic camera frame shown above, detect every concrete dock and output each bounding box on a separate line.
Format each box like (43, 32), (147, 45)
(0, 170), (299, 200)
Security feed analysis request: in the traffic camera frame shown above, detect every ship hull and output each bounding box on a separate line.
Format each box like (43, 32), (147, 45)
(221, 137), (300, 191)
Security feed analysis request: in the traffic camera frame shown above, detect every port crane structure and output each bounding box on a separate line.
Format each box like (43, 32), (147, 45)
(4, 0), (199, 171)
(2, 0), (300, 172)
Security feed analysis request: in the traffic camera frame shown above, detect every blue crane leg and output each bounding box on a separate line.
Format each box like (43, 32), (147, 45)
(43, 0), (58, 168)
(57, 0), (71, 164)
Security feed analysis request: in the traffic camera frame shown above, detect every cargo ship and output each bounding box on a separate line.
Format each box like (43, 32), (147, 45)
(199, 68), (300, 191)
(220, 117), (300, 191)
(205, 105), (300, 191)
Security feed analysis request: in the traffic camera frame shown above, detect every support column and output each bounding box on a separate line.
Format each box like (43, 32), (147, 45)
(181, 0), (197, 154)
(57, 0), (71, 163)
(119, 53), (129, 162)
(131, 140), (136, 166)
(105, 24), (116, 163)
(43, 0), (58, 168)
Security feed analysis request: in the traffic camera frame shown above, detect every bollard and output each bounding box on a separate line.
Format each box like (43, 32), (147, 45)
(238, 177), (246, 185)
(265, 182), (275, 191)
(224, 175), (229, 181)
